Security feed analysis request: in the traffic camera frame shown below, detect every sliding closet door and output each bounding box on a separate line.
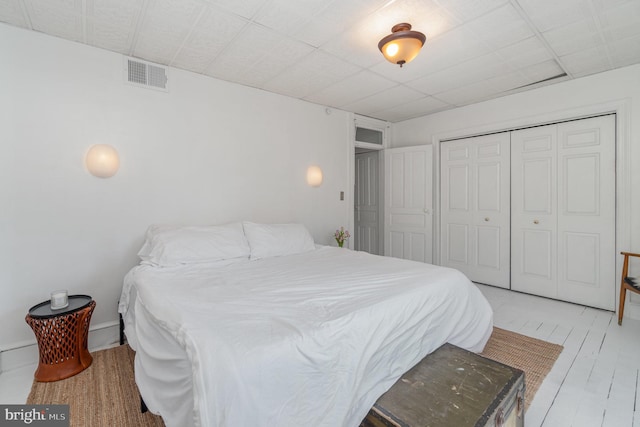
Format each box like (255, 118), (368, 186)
(511, 124), (558, 298)
(511, 115), (615, 310)
(556, 116), (616, 310)
(441, 132), (510, 288)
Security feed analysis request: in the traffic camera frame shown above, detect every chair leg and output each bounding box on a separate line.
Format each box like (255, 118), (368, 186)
(619, 286), (626, 325)
(619, 253), (630, 326)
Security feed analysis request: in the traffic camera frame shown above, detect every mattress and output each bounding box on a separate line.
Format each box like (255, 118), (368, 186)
(119, 246), (493, 427)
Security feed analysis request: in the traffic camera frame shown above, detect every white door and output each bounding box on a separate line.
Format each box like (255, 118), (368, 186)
(355, 151), (380, 254)
(440, 132), (511, 288)
(511, 115), (615, 310)
(511, 124), (558, 298)
(384, 145), (433, 263)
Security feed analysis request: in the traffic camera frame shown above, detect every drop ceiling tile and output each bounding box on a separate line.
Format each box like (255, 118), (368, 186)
(484, 70), (532, 93)
(434, 80), (502, 106)
(182, 8), (247, 54)
(134, 0), (204, 53)
(607, 34), (640, 68)
(205, 23), (289, 77)
(133, 37), (180, 65)
(542, 18), (603, 57)
(435, 0), (510, 23)
(407, 53), (513, 95)
(25, 0), (83, 42)
(262, 50), (361, 99)
(240, 37), (317, 86)
(558, 45), (611, 76)
(516, 59), (565, 82)
(371, 96), (453, 122)
(303, 70), (397, 107)
(516, 0), (592, 32)
(465, 3), (534, 50)
(253, 0), (333, 36)
(591, 0), (636, 12)
(0, 0), (29, 28)
(341, 85), (425, 116)
(599, 1), (640, 42)
(201, 0), (269, 20)
(372, 0), (457, 37)
(171, 7), (247, 71)
(319, 22), (387, 69)
(86, 0), (144, 52)
(495, 37), (554, 69)
(295, 0), (389, 47)
(86, 22), (134, 53)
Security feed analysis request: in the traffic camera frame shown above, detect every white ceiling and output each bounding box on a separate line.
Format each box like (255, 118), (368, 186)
(2, 0), (639, 122)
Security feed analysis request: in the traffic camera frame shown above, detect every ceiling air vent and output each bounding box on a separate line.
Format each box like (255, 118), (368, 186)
(124, 57), (169, 92)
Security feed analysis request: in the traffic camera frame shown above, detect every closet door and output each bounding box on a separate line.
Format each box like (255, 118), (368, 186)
(556, 115), (615, 310)
(511, 124), (558, 298)
(511, 115), (615, 310)
(441, 132), (510, 288)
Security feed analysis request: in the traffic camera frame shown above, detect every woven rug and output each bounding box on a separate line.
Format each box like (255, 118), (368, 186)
(480, 326), (563, 411)
(27, 327), (562, 426)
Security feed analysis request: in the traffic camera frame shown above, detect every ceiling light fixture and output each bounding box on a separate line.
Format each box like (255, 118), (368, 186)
(378, 23), (426, 67)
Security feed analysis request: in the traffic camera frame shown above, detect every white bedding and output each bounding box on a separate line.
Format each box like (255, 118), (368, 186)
(119, 246), (493, 427)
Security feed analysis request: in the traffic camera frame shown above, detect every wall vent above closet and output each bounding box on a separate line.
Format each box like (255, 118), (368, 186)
(124, 57), (169, 92)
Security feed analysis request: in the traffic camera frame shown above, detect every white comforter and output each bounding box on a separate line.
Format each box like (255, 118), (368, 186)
(120, 246), (493, 427)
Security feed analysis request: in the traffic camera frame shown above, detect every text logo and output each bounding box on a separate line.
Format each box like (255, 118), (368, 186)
(0, 405), (69, 426)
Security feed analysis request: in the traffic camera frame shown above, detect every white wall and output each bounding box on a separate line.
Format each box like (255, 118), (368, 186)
(0, 24), (352, 350)
(392, 64), (640, 315)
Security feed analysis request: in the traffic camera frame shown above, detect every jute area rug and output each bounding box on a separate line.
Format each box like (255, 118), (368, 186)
(480, 327), (563, 411)
(27, 327), (562, 426)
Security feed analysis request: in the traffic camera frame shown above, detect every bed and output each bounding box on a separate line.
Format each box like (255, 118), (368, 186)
(119, 222), (493, 427)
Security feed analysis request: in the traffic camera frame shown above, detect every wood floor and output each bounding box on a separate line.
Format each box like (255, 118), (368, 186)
(1, 284), (639, 426)
(477, 284), (640, 427)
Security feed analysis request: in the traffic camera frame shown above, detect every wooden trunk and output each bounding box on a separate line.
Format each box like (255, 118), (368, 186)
(362, 343), (525, 427)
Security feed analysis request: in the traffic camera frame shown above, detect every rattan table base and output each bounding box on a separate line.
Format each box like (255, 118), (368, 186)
(26, 300), (96, 382)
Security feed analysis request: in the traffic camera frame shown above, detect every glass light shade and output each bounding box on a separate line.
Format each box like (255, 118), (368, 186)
(378, 23), (426, 67)
(306, 165), (323, 187)
(86, 144), (120, 178)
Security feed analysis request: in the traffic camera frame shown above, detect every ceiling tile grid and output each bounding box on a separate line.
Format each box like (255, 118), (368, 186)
(2, 0), (640, 122)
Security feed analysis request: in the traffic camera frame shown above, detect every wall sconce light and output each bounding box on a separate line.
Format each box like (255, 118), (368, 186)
(85, 144), (120, 178)
(306, 165), (323, 187)
(378, 23), (426, 67)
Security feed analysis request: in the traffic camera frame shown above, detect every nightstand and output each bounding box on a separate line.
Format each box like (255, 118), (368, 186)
(25, 295), (96, 382)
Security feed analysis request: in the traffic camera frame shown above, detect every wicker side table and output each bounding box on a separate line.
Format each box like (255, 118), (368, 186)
(25, 295), (96, 382)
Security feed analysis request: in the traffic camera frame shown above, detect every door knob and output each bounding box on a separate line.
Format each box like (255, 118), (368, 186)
(533, 219), (539, 224)
(484, 217), (490, 222)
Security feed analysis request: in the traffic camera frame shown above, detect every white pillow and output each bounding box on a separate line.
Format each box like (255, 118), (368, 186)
(138, 222), (250, 267)
(243, 222), (315, 260)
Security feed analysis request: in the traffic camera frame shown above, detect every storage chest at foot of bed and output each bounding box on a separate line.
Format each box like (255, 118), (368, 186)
(361, 343), (525, 427)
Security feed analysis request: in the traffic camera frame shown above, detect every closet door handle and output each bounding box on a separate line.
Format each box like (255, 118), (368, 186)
(484, 217), (490, 222)
(533, 219), (539, 224)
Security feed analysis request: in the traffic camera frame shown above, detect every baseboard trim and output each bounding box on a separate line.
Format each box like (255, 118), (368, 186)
(0, 321), (120, 374)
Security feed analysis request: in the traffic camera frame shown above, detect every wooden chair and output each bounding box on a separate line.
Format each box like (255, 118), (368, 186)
(619, 251), (640, 325)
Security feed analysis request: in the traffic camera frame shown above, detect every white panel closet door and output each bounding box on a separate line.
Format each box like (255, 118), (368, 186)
(384, 145), (433, 263)
(556, 116), (616, 310)
(511, 125), (558, 298)
(440, 133), (510, 288)
(511, 115), (615, 310)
